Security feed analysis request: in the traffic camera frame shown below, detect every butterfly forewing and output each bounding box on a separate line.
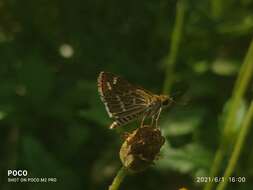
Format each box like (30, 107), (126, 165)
(98, 71), (153, 129)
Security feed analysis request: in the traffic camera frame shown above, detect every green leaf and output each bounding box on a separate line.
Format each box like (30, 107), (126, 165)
(161, 108), (205, 136)
(211, 59), (239, 76)
(17, 55), (54, 106)
(156, 143), (212, 176)
(20, 136), (82, 190)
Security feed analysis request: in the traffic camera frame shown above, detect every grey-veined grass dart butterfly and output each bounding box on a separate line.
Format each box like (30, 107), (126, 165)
(97, 71), (174, 129)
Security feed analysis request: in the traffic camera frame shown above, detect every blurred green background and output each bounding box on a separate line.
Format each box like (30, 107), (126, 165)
(0, 0), (253, 190)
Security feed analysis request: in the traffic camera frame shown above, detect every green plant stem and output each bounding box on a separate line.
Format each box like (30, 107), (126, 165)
(211, 0), (223, 19)
(223, 39), (253, 137)
(216, 101), (253, 190)
(204, 39), (253, 190)
(163, 0), (186, 94)
(109, 167), (127, 190)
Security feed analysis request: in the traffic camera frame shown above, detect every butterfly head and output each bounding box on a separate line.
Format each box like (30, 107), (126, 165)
(159, 95), (174, 108)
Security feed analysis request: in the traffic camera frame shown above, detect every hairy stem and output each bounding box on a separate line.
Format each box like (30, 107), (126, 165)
(109, 167), (127, 190)
(163, 0), (186, 94)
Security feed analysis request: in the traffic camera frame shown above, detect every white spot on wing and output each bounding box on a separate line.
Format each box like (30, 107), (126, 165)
(110, 121), (118, 129)
(113, 77), (117, 84)
(120, 102), (126, 111)
(116, 95), (120, 101)
(107, 82), (112, 90)
(116, 95), (126, 111)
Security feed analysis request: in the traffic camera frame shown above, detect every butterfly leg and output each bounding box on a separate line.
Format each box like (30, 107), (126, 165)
(154, 108), (162, 127)
(141, 114), (147, 127)
(151, 116), (155, 127)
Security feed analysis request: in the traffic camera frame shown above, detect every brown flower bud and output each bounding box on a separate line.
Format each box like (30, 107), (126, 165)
(119, 125), (165, 173)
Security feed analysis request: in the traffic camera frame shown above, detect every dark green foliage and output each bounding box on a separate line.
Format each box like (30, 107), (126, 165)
(0, 0), (253, 190)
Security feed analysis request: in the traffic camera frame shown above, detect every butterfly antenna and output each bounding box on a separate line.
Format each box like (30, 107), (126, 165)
(170, 91), (189, 107)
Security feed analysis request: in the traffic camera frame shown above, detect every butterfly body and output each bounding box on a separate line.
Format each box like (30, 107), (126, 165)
(97, 71), (172, 129)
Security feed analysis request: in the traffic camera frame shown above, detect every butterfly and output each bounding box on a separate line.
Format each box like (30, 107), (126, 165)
(97, 71), (173, 129)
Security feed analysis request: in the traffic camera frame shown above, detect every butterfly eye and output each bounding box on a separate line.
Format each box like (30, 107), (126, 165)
(162, 99), (169, 106)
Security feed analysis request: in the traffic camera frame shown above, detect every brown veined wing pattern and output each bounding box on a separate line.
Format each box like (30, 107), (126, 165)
(97, 71), (172, 129)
